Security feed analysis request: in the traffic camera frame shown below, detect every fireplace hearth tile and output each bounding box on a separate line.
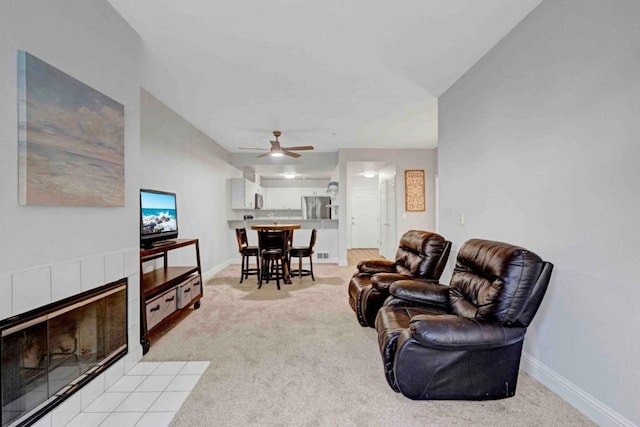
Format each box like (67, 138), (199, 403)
(152, 361), (187, 376)
(80, 255), (105, 291)
(128, 323), (141, 354)
(80, 373), (106, 410)
(51, 392), (81, 427)
(123, 249), (139, 278)
(148, 391), (189, 412)
(135, 375), (175, 392)
(114, 391), (160, 412)
(126, 362), (161, 376)
(107, 375), (146, 393)
(57, 361), (208, 427)
(104, 359), (125, 390)
(65, 411), (109, 427)
(101, 411), (144, 427)
(165, 375), (201, 392)
(83, 392), (129, 413)
(179, 361), (211, 375)
(105, 252), (124, 284)
(135, 411), (176, 427)
(12, 266), (51, 315)
(128, 296), (140, 327)
(124, 348), (142, 375)
(0, 274), (11, 319)
(51, 260), (81, 302)
(127, 273), (140, 303)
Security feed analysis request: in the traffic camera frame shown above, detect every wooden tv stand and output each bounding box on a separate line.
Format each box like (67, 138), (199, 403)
(139, 238), (202, 354)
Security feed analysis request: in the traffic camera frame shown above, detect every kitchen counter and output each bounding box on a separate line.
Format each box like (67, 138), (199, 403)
(227, 218), (338, 230)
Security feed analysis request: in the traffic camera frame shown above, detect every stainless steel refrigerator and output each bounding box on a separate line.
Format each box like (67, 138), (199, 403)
(302, 196), (332, 219)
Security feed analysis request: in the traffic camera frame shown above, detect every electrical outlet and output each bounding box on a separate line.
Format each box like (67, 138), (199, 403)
(459, 213), (465, 226)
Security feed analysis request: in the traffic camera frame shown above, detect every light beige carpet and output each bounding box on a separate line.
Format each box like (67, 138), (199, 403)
(143, 264), (594, 426)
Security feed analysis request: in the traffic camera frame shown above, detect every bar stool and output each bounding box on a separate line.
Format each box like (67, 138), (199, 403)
(289, 229), (317, 281)
(257, 230), (288, 290)
(235, 228), (260, 284)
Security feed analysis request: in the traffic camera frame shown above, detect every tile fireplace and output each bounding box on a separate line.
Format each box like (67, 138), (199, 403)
(0, 279), (128, 427)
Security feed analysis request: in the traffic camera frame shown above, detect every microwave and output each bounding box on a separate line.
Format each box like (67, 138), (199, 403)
(254, 193), (263, 209)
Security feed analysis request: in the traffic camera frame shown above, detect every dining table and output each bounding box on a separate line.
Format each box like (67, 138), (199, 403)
(250, 223), (301, 284)
(249, 223), (302, 232)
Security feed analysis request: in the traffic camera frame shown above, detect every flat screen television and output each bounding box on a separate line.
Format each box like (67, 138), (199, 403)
(140, 189), (178, 248)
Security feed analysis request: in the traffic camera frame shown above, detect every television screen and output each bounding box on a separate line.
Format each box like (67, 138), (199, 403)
(140, 189), (178, 247)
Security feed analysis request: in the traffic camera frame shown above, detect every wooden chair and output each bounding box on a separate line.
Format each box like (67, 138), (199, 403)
(289, 229), (317, 281)
(257, 230), (288, 290)
(235, 228), (260, 284)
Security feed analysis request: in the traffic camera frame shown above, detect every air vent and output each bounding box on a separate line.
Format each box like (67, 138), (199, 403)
(316, 252), (330, 259)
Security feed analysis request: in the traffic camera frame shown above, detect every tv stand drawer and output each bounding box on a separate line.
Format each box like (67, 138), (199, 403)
(177, 274), (201, 309)
(145, 288), (177, 330)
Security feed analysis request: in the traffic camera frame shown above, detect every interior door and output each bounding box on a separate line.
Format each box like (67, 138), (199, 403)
(379, 177), (396, 259)
(350, 187), (379, 248)
(379, 181), (388, 255)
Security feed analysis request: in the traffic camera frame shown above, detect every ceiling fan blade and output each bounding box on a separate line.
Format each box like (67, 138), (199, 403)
(256, 152), (272, 158)
(282, 145), (314, 151)
(283, 150), (301, 158)
(239, 147), (269, 150)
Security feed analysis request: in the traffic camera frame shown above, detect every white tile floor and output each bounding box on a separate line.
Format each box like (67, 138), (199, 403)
(65, 361), (209, 427)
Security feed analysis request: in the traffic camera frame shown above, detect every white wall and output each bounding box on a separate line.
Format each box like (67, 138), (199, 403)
(0, 1), (143, 424)
(438, 0), (640, 425)
(140, 90), (241, 275)
(1, 0), (141, 273)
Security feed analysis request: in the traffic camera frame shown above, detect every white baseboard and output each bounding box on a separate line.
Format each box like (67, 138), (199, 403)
(521, 353), (635, 427)
(202, 259), (234, 281)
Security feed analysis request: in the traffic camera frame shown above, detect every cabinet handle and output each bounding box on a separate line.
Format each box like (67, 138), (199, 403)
(183, 288), (191, 293)
(150, 304), (160, 312)
(165, 296), (175, 302)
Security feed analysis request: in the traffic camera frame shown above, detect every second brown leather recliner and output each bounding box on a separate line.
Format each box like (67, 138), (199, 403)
(375, 238), (553, 400)
(348, 230), (451, 327)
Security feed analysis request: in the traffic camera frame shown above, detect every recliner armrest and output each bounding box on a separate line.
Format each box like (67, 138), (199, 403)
(371, 273), (412, 291)
(409, 314), (526, 351)
(389, 280), (448, 307)
(357, 259), (397, 274)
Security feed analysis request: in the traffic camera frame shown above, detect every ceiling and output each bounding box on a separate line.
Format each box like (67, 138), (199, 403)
(108, 0), (541, 177)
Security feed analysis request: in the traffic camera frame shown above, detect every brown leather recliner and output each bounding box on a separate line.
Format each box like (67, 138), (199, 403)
(375, 239), (553, 400)
(348, 230), (451, 327)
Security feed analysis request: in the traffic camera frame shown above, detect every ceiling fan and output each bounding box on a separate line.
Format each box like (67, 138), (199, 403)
(239, 131), (314, 158)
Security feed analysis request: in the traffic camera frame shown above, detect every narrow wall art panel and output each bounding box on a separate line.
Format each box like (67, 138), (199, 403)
(17, 51), (124, 206)
(404, 169), (425, 212)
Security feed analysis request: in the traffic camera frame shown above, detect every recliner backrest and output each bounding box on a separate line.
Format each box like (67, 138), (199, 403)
(449, 239), (550, 325)
(393, 230), (451, 279)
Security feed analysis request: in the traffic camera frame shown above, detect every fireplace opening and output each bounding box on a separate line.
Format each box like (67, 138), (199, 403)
(1, 279), (128, 427)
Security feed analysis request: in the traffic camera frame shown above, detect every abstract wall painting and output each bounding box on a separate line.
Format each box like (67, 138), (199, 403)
(404, 169), (425, 212)
(17, 50), (125, 206)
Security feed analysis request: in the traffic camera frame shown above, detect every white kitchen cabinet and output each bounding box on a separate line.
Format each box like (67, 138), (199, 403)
(300, 187), (328, 197)
(230, 178), (262, 209)
(265, 187), (302, 209)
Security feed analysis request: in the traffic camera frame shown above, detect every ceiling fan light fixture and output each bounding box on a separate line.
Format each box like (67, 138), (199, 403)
(283, 172), (296, 179)
(362, 171), (377, 178)
(271, 151), (284, 158)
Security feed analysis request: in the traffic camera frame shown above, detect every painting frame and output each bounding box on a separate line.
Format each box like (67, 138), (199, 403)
(17, 50), (125, 207)
(404, 169), (425, 212)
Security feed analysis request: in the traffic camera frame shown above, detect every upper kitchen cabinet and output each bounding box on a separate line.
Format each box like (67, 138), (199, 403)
(265, 187), (302, 210)
(230, 178), (262, 209)
(301, 187), (328, 197)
